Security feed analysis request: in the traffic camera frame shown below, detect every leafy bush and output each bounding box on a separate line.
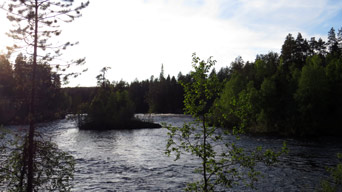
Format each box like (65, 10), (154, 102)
(318, 153), (342, 192)
(165, 53), (287, 191)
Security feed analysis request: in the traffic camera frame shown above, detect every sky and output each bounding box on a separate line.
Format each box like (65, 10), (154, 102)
(0, 0), (342, 87)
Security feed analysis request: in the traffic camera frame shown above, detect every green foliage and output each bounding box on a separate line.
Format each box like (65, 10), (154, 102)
(80, 85), (135, 130)
(63, 72), (185, 116)
(211, 27), (342, 136)
(0, 129), (75, 191)
(128, 80), (150, 113)
(254, 52), (279, 83)
(165, 53), (286, 191)
(78, 69), (141, 130)
(294, 55), (329, 134)
(318, 153), (342, 192)
(256, 77), (277, 130)
(212, 73), (246, 128)
(233, 81), (259, 133)
(147, 68), (184, 114)
(182, 53), (219, 118)
(78, 74), (163, 130)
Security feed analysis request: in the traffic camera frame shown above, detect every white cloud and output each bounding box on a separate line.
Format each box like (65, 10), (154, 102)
(220, 0), (342, 32)
(67, 0), (283, 86)
(0, 0), (341, 86)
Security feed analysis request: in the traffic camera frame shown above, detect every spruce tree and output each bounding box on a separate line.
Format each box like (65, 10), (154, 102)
(327, 27), (338, 54)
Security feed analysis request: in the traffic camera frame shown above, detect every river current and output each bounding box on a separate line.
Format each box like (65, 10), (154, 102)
(3, 114), (342, 191)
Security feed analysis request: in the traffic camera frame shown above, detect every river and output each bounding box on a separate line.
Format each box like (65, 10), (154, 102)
(3, 114), (342, 191)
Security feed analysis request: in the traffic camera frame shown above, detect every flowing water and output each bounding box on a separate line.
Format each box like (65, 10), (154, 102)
(3, 114), (342, 191)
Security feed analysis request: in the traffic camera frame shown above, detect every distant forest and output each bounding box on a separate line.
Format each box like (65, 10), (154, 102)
(1, 27), (342, 136)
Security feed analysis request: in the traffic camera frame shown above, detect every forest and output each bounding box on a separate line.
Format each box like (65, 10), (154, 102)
(1, 27), (342, 136)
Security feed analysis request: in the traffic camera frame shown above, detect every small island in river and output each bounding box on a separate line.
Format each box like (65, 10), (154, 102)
(76, 74), (162, 130)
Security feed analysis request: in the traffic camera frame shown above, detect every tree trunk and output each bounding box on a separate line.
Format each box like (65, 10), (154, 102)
(27, 0), (39, 191)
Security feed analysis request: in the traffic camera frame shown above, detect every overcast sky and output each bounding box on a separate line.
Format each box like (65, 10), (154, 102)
(0, 0), (342, 87)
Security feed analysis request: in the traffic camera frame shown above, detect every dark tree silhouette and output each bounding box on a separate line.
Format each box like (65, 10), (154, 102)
(1, 0), (88, 191)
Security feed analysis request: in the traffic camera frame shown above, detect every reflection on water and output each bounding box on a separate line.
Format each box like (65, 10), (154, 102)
(5, 114), (342, 191)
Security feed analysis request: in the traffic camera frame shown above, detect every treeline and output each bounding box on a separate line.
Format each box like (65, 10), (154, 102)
(0, 54), (68, 124)
(65, 65), (187, 115)
(0, 56), (186, 124)
(212, 27), (342, 136)
(131, 67), (186, 114)
(1, 27), (342, 136)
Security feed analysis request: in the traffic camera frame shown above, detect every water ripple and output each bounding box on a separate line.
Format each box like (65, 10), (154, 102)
(4, 115), (342, 191)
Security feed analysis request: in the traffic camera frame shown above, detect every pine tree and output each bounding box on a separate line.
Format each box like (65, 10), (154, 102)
(317, 38), (326, 56)
(294, 33), (308, 68)
(337, 27), (342, 49)
(1, 1), (88, 191)
(281, 33), (296, 71)
(327, 27), (338, 54)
